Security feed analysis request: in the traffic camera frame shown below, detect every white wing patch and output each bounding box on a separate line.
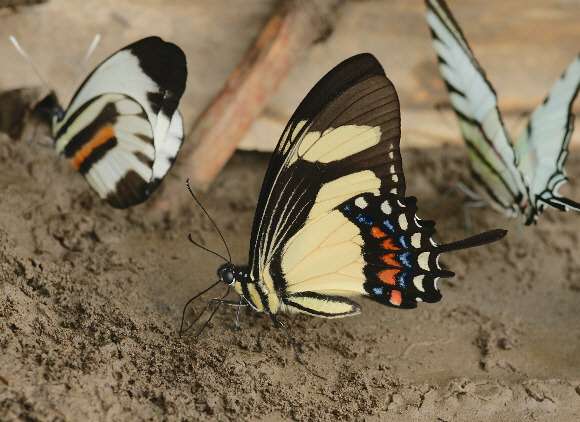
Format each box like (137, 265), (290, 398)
(151, 110), (184, 183)
(290, 124), (381, 165)
(64, 50), (160, 138)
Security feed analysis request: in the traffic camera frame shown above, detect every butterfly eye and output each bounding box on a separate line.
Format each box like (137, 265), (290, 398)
(222, 270), (235, 284)
(217, 264), (235, 284)
(52, 107), (65, 123)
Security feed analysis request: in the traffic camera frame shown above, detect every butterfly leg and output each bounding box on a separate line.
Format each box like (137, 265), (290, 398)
(9, 130), (39, 169)
(193, 297), (247, 341)
(515, 215), (523, 239)
(179, 280), (224, 336)
(41, 156), (63, 200)
(463, 200), (487, 236)
(456, 181), (481, 200)
(269, 314), (325, 380)
(222, 295), (244, 364)
(426, 181), (480, 210)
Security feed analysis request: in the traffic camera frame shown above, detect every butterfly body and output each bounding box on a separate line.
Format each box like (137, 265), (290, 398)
(46, 36), (187, 208)
(426, 0), (580, 224)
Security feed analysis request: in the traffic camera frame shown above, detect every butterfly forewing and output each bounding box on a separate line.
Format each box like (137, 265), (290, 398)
(425, 0), (528, 216)
(249, 54), (405, 284)
(52, 37), (187, 208)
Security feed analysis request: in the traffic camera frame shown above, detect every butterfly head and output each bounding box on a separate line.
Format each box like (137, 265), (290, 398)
(217, 262), (236, 286)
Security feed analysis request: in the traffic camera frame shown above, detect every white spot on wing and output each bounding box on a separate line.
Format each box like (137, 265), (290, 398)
(413, 274), (425, 292)
(418, 252), (430, 270)
(411, 233), (421, 248)
(354, 197), (368, 209)
(381, 200), (392, 215)
(398, 214), (408, 230)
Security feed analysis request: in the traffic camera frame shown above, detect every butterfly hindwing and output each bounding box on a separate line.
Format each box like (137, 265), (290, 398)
(274, 188), (505, 317)
(514, 55), (580, 213)
(340, 194), (446, 308)
(52, 37), (187, 208)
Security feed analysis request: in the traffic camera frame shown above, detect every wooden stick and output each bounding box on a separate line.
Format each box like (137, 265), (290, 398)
(154, 0), (342, 210)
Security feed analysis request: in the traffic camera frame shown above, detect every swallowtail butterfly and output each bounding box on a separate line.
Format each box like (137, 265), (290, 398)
(426, 0), (580, 224)
(42, 36), (187, 208)
(183, 54), (506, 355)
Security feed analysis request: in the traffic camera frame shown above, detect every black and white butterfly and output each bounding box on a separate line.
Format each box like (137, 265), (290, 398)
(425, 0), (580, 225)
(36, 36), (187, 208)
(182, 54), (506, 366)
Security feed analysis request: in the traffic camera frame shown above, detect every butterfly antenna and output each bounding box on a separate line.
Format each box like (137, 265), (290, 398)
(81, 34), (101, 66)
(9, 36), (51, 92)
(186, 178), (232, 262)
(64, 34), (102, 106)
(269, 314), (326, 380)
(221, 295), (243, 364)
(188, 234), (229, 263)
(179, 280), (222, 336)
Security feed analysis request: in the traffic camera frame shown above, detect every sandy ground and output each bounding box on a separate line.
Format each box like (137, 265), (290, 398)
(1, 118), (579, 420)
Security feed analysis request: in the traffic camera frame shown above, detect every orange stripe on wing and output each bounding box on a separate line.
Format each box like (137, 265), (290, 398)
(381, 253), (401, 268)
(381, 238), (399, 250)
(378, 269), (398, 285)
(371, 227), (387, 238)
(70, 126), (115, 170)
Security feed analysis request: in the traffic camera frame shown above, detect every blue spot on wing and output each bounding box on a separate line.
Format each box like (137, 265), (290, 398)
(397, 252), (414, 270)
(398, 235), (409, 249)
(382, 219), (396, 234)
(355, 214), (375, 225)
(342, 204), (351, 214)
(372, 286), (384, 296)
(396, 271), (410, 288)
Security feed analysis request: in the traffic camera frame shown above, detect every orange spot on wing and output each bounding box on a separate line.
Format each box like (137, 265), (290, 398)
(371, 227), (387, 238)
(381, 253), (401, 268)
(70, 126), (115, 170)
(381, 238), (399, 250)
(390, 290), (402, 305)
(378, 269), (398, 285)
